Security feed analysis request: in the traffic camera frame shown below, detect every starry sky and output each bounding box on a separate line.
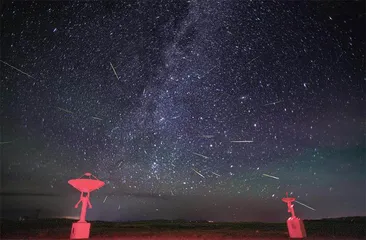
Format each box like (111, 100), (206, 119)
(1, 0), (365, 222)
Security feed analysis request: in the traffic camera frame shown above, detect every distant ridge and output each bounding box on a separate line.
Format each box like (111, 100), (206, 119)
(304, 216), (366, 222)
(2, 216), (364, 223)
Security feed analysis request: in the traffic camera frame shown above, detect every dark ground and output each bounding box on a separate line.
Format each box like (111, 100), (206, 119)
(1, 217), (365, 239)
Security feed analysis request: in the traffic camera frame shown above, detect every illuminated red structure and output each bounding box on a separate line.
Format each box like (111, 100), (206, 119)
(68, 173), (105, 239)
(282, 192), (307, 238)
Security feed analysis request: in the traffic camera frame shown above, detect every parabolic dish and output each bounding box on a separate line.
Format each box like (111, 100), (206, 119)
(68, 179), (105, 193)
(282, 197), (296, 203)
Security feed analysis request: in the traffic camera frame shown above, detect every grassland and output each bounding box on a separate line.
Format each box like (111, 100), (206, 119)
(1, 217), (365, 239)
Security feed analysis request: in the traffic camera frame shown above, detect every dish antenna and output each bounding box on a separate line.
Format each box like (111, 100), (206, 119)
(68, 173), (105, 239)
(282, 192), (307, 238)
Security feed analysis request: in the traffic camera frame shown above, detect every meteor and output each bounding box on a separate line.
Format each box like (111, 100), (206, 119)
(0, 59), (35, 79)
(201, 135), (214, 138)
(57, 107), (74, 114)
(110, 62), (119, 80)
(192, 152), (209, 159)
(264, 100), (283, 106)
(211, 171), (221, 177)
(262, 173), (279, 180)
(192, 168), (205, 178)
(295, 200), (316, 211)
(246, 56), (260, 65)
(91, 116), (103, 121)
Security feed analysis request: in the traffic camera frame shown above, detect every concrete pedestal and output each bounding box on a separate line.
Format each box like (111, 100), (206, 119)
(70, 222), (91, 239)
(287, 217), (307, 238)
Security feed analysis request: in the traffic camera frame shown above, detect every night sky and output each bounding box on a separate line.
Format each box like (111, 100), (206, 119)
(1, 1), (365, 222)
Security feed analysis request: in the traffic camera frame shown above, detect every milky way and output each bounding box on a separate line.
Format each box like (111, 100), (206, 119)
(1, 1), (365, 222)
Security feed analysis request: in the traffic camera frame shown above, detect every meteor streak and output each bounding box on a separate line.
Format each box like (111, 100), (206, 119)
(262, 173), (279, 180)
(192, 152), (209, 159)
(192, 168), (205, 178)
(91, 116), (103, 121)
(231, 140), (253, 143)
(0, 60), (35, 79)
(264, 100), (283, 106)
(246, 56), (260, 65)
(57, 107), (74, 114)
(201, 135), (214, 138)
(295, 200), (316, 211)
(110, 62), (119, 80)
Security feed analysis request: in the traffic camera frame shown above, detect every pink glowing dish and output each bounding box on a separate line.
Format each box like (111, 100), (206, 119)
(282, 192), (296, 203)
(282, 197), (296, 203)
(69, 173), (105, 239)
(68, 173), (105, 193)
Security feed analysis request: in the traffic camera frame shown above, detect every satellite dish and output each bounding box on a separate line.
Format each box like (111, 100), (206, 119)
(68, 173), (105, 239)
(68, 173), (105, 193)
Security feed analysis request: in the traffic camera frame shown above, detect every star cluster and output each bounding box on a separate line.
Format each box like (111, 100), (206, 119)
(1, 0), (365, 222)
